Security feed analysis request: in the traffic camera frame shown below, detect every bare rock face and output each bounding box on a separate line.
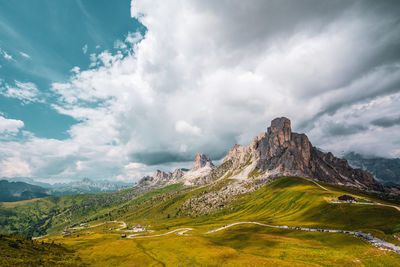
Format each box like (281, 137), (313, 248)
(136, 153), (215, 187)
(223, 117), (383, 191)
(191, 153), (214, 171)
(137, 168), (186, 187)
(182, 153), (216, 185)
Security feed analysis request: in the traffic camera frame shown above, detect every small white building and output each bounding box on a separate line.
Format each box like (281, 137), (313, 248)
(133, 224), (146, 232)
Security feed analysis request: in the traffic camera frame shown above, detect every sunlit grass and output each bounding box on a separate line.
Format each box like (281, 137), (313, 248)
(4, 176), (400, 266)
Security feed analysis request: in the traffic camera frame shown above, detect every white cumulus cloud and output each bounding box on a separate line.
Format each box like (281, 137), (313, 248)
(0, 80), (42, 104)
(1, 1), (400, 183)
(0, 116), (24, 134)
(175, 120), (202, 136)
(0, 157), (31, 178)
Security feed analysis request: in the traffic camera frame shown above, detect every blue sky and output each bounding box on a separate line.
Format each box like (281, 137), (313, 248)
(0, 0), (144, 139)
(1, 0), (400, 183)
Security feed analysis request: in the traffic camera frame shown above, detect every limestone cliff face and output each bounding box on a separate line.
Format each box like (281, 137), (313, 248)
(191, 153), (214, 171)
(182, 153), (215, 185)
(223, 117), (383, 191)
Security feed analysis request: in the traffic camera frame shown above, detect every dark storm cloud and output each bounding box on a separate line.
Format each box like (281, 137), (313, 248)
(130, 146), (230, 166)
(371, 117), (400, 128)
(325, 123), (367, 136)
(194, 0), (356, 48)
(130, 151), (193, 165)
(298, 66), (400, 133)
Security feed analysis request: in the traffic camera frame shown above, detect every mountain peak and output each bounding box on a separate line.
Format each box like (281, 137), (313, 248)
(269, 117), (291, 131)
(267, 117), (292, 144)
(191, 153), (214, 171)
(223, 117), (383, 191)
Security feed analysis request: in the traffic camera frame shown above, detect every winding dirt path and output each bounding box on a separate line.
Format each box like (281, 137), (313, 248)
(127, 228), (193, 239)
(205, 222), (278, 233)
(122, 221), (400, 254)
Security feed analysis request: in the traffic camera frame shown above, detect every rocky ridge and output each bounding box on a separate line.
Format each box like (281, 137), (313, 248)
(345, 152), (400, 186)
(136, 153), (215, 188)
(46, 178), (129, 196)
(221, 117), (382, 191)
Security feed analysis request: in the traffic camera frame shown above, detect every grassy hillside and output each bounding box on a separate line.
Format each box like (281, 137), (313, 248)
(0, 234), (84, 266)
(104, 177), (400, 237)
(0, 183), (185, 236)
(2, 177), (400, 237)
(219, 177), (400, 232)
(48, 222), (400, 266)
(2, 176), (400, 265)
(0, 180), (50, 202)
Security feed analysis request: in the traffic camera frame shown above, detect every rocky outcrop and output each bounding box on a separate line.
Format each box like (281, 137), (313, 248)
(137, 168), (186, 188)
(136, 153), (215, 187)
(181, 153), (216, 185)
(191, 153), (214, 171)
(222, 117), (383, 191)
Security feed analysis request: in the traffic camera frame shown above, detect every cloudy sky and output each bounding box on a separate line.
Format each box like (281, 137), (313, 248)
(0, 0), (399, 183)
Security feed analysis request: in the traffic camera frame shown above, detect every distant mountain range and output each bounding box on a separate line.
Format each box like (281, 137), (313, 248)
(345, 152), (400, 186)
(0, 180), (49, 202)
(0, 178), (132, 202)
(47, 178), (131, 196)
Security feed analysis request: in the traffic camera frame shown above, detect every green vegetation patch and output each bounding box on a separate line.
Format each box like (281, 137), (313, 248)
(0, 234), (84, 266)
(248, 167), (262, 178)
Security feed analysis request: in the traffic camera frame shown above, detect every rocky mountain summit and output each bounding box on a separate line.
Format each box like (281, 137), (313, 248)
(222, 117), (382, 191)
(191, 153), (214, 171)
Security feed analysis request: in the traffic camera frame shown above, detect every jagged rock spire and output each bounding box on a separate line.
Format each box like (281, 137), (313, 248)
(267, 117), (292, 144)
(191, 153), (214, 171)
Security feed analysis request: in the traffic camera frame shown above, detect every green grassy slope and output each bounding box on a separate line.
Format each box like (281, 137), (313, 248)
(2, 176), (400, 266)
(219, 177), (400, 233)
(0, 234), (84, 266)
(110, 177), (400, 238)
(3, 176), (400, 238)
(0, 184), (184, 236)
(51, 223), (400, 266)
